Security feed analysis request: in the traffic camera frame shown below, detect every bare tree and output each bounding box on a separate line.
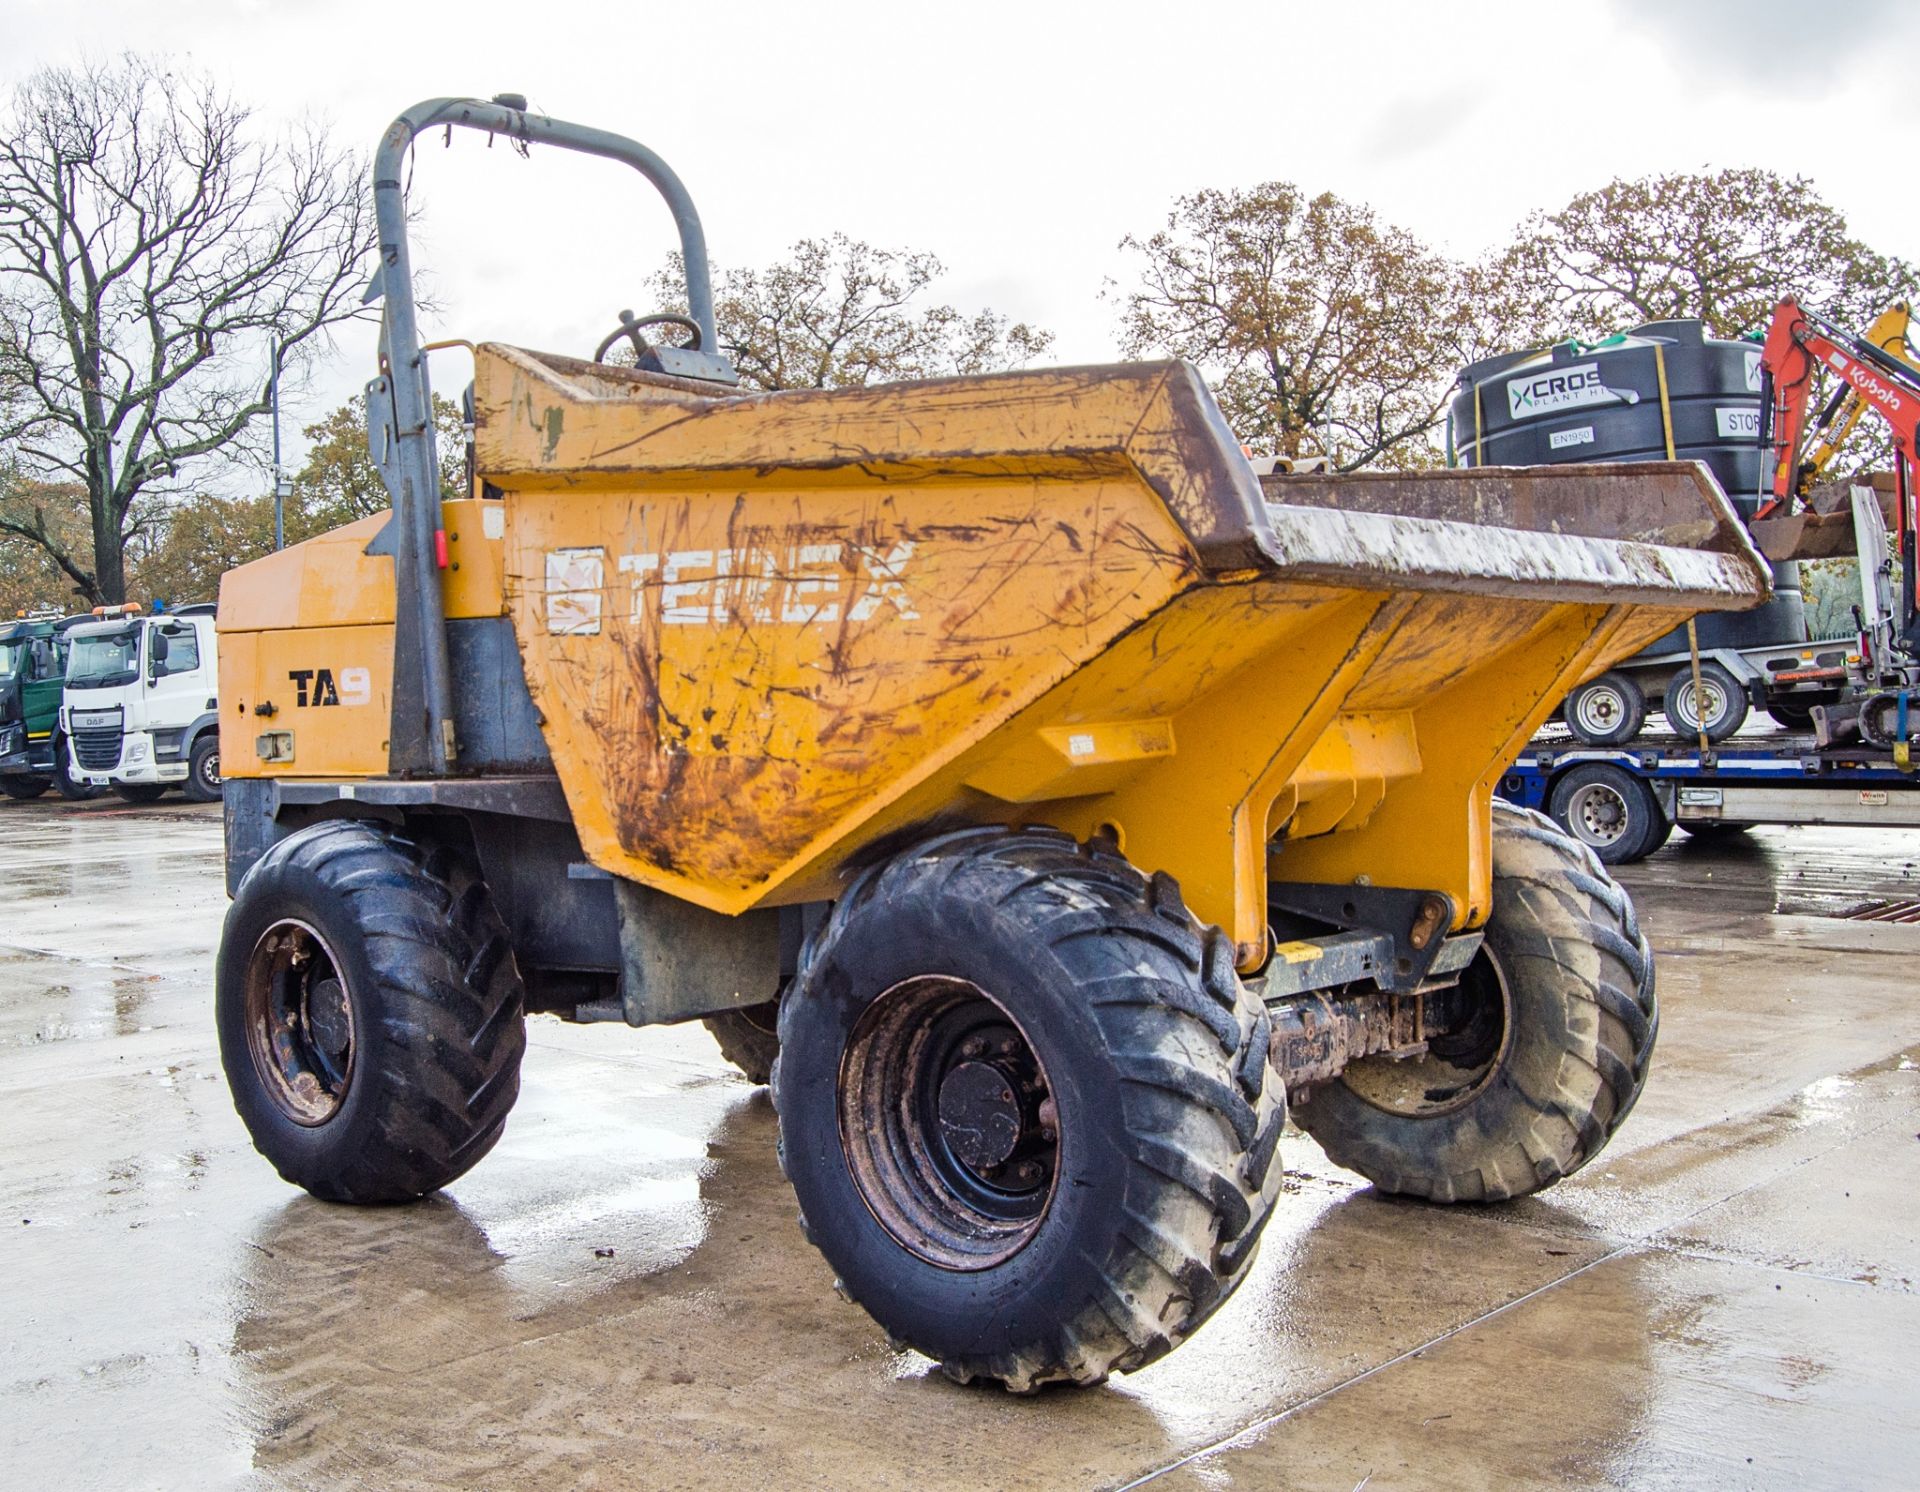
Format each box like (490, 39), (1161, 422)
(1113, 184), (1471, 471)
(646, 233), (1052, 391)
(0, 56), (375, 603)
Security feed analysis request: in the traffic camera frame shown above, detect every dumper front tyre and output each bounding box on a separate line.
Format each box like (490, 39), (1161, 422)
(772, 827), (1285, 1393)
(1293, 803), (1654, 1203)
(215, 820), (526, 1204)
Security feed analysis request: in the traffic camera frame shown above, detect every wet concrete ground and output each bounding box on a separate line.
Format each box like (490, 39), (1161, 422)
(1, 795), (1915, 1490)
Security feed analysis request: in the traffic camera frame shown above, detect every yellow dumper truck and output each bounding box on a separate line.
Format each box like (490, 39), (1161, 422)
(214, 98), (1770, 1391)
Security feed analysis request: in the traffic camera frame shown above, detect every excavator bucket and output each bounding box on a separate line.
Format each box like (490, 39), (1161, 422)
(471, 346), (1770, 963)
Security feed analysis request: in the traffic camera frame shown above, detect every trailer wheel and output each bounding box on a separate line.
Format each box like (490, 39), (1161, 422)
(0, 774), (51, 800)
(704, 1001), (780, 1085)
(1564, 671), (1644, 746)
(1293, 801), (1654, 1202)
(53, 736), (95, 800)
(1547, 762), (1666, 865)
(1663, 660), (1748, 741)
(773, 827), (1285, 1392)
(184, 734), (223, 802)
(216, 819), (526, 1203)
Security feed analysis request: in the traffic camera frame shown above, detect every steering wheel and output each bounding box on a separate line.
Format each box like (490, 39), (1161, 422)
(594, 309), (704, 365)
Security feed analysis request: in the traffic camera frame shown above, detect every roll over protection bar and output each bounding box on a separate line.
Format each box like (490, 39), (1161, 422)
(367, 95), (726, 775)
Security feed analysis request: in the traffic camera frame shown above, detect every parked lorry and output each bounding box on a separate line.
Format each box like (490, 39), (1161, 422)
(0, 611), (94, 800)
(211, 96), (1770, 1393)
(63, 603), (223, 803)
(1501, 724), (1920, 863)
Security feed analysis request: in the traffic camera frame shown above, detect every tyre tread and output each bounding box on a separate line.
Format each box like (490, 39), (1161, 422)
(222, 821), (525, 1203)
(775, 826), (1284, 1392)
(1296, 800), (1654, 1204)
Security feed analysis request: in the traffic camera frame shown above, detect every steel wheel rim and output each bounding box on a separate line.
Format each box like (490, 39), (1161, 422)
(1341, 940), (1512, 1117)
(1675, 679), (1727, 732)
(1573, 684), (1625, 736)
(198, 747), (221, 792)
(838, 975), (1060, 1271)
(243, 919), (356, 1126)
(1566, 780), (1631, 849)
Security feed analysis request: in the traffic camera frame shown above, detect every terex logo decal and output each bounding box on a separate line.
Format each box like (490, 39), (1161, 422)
(543, 540), (921, 635)
(1506, 362), (1636, 421)
(288, 667), (372, 707)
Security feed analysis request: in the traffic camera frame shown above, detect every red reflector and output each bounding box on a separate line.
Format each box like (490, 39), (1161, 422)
(434, 529), (449, 569)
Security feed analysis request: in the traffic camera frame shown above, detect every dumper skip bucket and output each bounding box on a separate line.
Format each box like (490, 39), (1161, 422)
(471, 347), (1768, 964)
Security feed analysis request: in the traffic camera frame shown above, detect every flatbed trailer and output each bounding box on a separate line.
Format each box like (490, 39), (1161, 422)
(1499, 727), (1920, 863)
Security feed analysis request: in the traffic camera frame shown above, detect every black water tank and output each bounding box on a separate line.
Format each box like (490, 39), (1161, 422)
(1449, 319), (1805, 653)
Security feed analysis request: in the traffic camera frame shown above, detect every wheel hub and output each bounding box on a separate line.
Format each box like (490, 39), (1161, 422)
(839, 976), (1060, 1270)
(937, 1060), (1023, 1171)
(1570, 783), (1628, 845)
(306, 976), (352, 1060)
(1578, 689), (1622, 728)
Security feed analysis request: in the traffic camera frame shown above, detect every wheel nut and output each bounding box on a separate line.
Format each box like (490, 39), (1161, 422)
(960, 1037), (986, 1058)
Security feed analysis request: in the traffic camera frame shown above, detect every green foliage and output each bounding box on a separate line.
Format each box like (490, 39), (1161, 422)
(289, 394), (468, 531)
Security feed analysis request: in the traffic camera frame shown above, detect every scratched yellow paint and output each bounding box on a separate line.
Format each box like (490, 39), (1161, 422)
(219, 344), (1768, 966)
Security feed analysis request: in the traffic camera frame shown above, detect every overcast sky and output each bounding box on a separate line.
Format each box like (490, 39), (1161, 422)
(5, 0), (1918, 480)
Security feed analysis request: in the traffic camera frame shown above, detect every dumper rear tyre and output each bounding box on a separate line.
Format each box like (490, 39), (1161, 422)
(216, 819), (527, 1204)
(704, 1001), (780, 1085)
(1293, 801), (1654, 1203)
(772, 827), (1285, 1392)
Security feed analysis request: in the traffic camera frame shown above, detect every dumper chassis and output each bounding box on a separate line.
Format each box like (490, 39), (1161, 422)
(212, 97), (1769, 1392)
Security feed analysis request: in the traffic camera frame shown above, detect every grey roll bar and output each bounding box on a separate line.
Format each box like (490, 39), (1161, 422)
(368, 94), (726, 776)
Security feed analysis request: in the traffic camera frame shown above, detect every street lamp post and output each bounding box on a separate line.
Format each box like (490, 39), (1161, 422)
(270, 339), (292, 550)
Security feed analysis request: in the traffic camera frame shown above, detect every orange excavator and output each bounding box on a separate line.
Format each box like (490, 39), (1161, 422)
(1760, 297), (1920, 752)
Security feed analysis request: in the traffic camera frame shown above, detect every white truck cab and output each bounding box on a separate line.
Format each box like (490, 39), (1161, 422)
(62, 604), (223, 803)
